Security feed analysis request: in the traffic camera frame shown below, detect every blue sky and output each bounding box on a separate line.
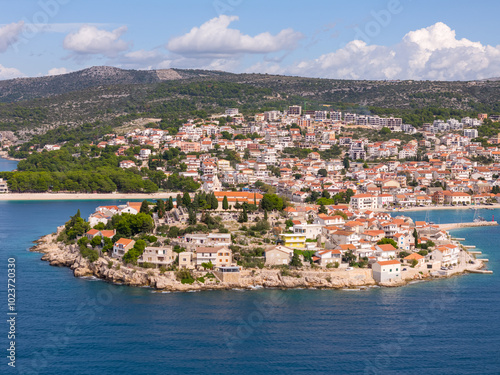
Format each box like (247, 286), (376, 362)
(0, 0), (499, 80)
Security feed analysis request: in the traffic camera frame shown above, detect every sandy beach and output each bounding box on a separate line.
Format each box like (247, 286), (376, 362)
(0, 192), (180, 201)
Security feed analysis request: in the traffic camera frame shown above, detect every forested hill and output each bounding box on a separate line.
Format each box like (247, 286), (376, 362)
(0, 66), (499, 145)
(0, 66), (234, 102)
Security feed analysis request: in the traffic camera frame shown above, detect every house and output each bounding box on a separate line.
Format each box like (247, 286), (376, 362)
(139, 247), (175, 267)
(431, 244), (460, 266)
(350, 194), (378, 210)
(292, 223), (323, 240)
(112, 238), (135, 259)
(265, 245), (294, 266)
(179, 251), (195, 269)
(195, 246), (233, 268)
(314, 214), (345, 226)
(279, 233), (306, 249)
(404, 252), (425, 267)
(120, 160), (136, 169)
(375, 244), (398, 260)
(372, 260), (402, 283)
(314, 249), (342, 267)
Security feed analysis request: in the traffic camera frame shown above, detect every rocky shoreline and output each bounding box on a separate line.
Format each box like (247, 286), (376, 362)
(29, 229), (485, 292)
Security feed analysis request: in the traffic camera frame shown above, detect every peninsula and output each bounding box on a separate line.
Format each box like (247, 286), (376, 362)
(30, 198), (489, 292)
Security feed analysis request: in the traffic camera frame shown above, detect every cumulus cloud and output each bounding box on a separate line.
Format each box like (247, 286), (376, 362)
(48, 67), (69, 76)
(0, 64), (24, 80)
(167, 15), (303, 57)
(251, 22), (500, 81)
(63, 25), (130, 57)
(0, 21), (24, 52)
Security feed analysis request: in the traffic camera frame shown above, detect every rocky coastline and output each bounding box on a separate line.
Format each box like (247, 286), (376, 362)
(30, 229), (484, 292)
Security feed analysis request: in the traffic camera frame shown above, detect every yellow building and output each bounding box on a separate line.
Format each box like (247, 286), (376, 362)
(280, 233), (306, 249)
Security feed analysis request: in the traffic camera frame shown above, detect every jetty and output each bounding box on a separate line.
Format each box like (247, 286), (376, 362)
(467, 269), (493, 274)
(437, 221), (498, 230)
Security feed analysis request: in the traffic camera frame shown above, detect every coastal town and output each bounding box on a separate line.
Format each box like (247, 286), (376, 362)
(3, 105), (498, 289)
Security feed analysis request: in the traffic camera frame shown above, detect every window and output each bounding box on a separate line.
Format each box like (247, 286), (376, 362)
(390, 269), (392, 272)
(396, 268), (399, 271)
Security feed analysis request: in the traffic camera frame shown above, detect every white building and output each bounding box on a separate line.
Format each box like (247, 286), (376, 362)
(372, 260), (402, 283)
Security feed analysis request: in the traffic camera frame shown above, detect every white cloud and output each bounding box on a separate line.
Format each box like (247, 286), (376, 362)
(0, 21), (24, 52)
(167, 15), (303, 57)
(63, 25), (130, 57)
(0, 64), (24, 80)
(48, 67), (69, 76)
(251, 22), (500, 81)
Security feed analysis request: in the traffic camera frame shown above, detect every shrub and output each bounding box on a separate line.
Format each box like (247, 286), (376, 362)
(107, 261), (113, 269)
(80, 248), (98, 262)
(176, 269), (195, 284)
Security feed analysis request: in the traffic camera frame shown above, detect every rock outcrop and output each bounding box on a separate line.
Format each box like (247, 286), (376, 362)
(30, 231), (479, 292)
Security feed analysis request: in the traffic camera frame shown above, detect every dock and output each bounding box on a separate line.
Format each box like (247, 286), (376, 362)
(438, 221), (498, 230)
(467, 269), (493, 274)
(453, 238), (466, 241)
(469, 251), (482, 254)
(463, 245), (475, 249)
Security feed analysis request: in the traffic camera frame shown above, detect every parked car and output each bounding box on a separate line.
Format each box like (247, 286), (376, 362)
(346, 267), (353, 271)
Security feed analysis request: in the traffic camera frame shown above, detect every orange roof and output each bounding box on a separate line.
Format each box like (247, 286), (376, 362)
(377, 244), (397, 252)
(404, 253), (424, 260)
(377, 260), (401, 266)
(86, 229), (100, 235)
(115, 238), (134, 246)
(100, 230), (115, 238)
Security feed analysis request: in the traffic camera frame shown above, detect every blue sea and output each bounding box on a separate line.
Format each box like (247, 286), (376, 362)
(0, 158), (499, 374)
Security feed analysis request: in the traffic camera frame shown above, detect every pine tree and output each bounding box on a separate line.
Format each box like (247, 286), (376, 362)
(318, 203), (328, 214)
(166, 197), (174, 211)
(264, 210), (268, 220)
(238, 206), (248, 223)
(211, 193), (218, 210)
(140, 200), (150, 214)
(188, 209), (197, 225)
(156, 199), (165, 218)
(182, 191), (191, 208)
(222, 195), (229, 210)
(176, 194), (182, 208)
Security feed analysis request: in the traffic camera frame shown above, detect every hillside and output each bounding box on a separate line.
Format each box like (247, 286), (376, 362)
(0, 66), (499, 144)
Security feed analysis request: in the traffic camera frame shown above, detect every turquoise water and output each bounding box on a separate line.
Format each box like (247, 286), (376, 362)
(0, 156), (18, 172)
(0, 201), (499, 374)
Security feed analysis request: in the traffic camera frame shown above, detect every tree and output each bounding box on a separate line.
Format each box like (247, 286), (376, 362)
(122, 239), (146, 265)
(413, 228), (419, 244)
(188, 209), (197, 225)
(290, 252), (302, 267)
(343, 156), (350, 170)
(377, 238), (398, 248)
(90, 235), (102, 249)
(264, 210), (268, 221)
(176, 194), (182, 208)
(140, 200), (150, 214)
(318, 203), (328, 214)
(182, 191), (191, 208)
(201, 261), (214, 270)
(166, 197), (174, 211)
(411, 259), (419, 268)
(238, 206), (248, 223)
(222, 195), (229, 210)
(380, 127), (391, 135)
(210, 193), (218, 210)
(318, 168), (327, 177)
(260, 194), (284, 211)
(156, 199), (165, 218)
